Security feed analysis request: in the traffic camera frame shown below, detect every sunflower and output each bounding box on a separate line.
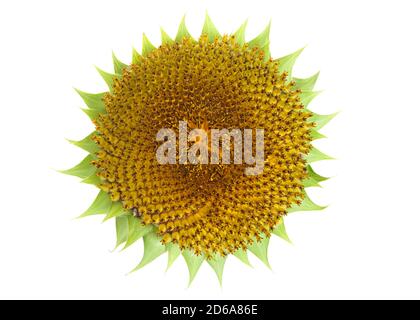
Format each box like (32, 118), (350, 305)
(62, 14), (334, 285)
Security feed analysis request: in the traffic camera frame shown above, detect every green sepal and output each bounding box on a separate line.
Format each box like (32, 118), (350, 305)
(308, 165), (328, 182)
(182, 250), (205, 286)
(79, 190), (112, 218)
(142, 33), (156, 56)
(306, 147), (333, 163)
(160, 27), (174, 45)
(131, 232), (166, 272)
(303, 164), (325, 187)
(112, 52), (127, 75)
(104, 201), (127, 222)
(248, 21), (271, 60)
(95, 66), (120, 92)
(277, 47), (304, 79)
(310, 112), (338, 131)
(60, 154), (95, 178)
(74, 89), (105, 112)
(303, 176), (320, 188)
(234, 20), (248, 46)
(303, 164), (329, 187)
(166, 242), (181, 270)
(310, 129), (326, 141)
(132, 48), (141, 64)
(207, 254), (226, 286)
(67, 132), (99, 154)
(288, 191), (326, 213)
(81, 108), (101, 121)
(248, 236), (271, 269)
(233, 248), (252, 266)
(202, 12), (220, 42)
(123, 215), (153, 250)
(81, 172), (101, 185)
(260, 43), (270, 61)
(175, 15), (192, 42)
(115, 215), (129, 249)
(300, 90), (321, 108)
(293, 72), (319, 91)
(272, 218), (292, 243)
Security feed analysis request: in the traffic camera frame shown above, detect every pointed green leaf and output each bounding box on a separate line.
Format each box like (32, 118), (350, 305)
(82, 108), (101, 121)
(306, 147), (333, 163)
(182, 250), (205, 286)
(112, 52), (127, 75)
(202, 12), (220, 42)
(175, 15), (192, 42)
(248, 22), (271, 60)
(60, 154), (95, 178)
(74, 89), (105, 112)
(302, 176), (320, 188)
(104, 201), (127, 222)
(261, 43), (270, 61)
(248, 21), (271, 49)
(123, 215), (153, 249)
(303, 165), (329, 187)
(307, 165), (328, 183)
(79, 190), (112, 218)
(310, 129), (326, 141)
(234, 20), (248, 46)
(248, 236), (271, 269)
(131, 232), (166, 272)
(95, 66), (120, 91)
(303, 164), (326, 188)
(132, 48), (141, 64)
(81, 172), (101, 185)
(207, 254), (226, 285)
(233, 248), (252, 266)
(272, 218), (292, 243)
(166, 242), (181, 270)
(310, 112), (338, 131)
(115, 215), (129, 249)
(303, 164), (330, 187)
(142, 33), (156, 56)
(67, 132), (99, 154)
(277, 47), (305, 79)
(293, 72), (320, 91)
(288, 191), (326, 213)
(300, 90), (321, 107)
(160, 27), (174, 45)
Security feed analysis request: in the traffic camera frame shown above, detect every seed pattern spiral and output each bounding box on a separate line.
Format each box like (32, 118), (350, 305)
(91, 35), (314, 257)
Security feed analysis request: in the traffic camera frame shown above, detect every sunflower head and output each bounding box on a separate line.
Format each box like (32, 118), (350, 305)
(63, 14), (334, 285)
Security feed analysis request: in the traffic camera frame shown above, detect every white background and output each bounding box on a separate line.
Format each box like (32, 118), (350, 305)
(0, 0), (419, 300)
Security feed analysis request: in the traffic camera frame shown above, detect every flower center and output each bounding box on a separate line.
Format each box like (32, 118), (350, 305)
(91, 35), (313, 256)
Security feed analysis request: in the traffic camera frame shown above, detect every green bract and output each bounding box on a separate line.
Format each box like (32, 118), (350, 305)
(62, 13), (334, 285)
